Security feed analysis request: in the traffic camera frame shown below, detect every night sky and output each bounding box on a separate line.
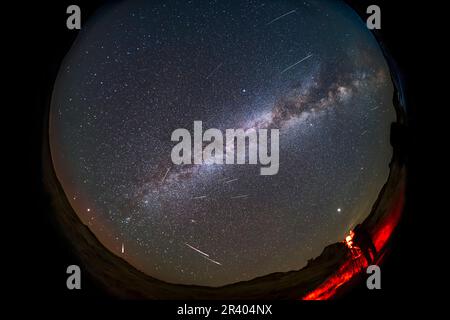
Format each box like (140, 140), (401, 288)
(50, 0), (395, 286)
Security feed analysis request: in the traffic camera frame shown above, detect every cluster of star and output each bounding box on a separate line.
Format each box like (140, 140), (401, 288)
(50, 0), (395, 286)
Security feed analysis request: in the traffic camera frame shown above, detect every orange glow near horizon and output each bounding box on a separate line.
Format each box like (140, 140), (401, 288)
(345, 230), (355, 249)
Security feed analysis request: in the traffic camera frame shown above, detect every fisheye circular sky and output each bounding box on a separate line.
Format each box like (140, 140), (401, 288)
(50, 0), (395, 286)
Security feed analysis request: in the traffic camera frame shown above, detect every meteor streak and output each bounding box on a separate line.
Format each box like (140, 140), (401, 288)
(201, 255), (222, 266)
(266, 9), (297, 25)
(231, 194), (249, 199)
(184, 243), (210, 257)
(206, 63), (223, 79)
(280, 54), (313, 74)
(161, 167), (170, 183)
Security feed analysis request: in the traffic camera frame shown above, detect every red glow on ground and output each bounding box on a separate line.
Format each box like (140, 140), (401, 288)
(372, 190), (405, 252)
(302, 231), (369, 300)
(302, 188), (405, 300)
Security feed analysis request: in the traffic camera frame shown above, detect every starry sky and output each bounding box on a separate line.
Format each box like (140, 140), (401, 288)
(49, 0), (395, 286)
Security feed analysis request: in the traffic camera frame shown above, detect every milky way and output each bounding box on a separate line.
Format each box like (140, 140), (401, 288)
(50, 0), (396, 286)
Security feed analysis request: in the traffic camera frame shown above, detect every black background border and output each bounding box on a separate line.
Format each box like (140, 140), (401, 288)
(9, 0), (430, 316)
